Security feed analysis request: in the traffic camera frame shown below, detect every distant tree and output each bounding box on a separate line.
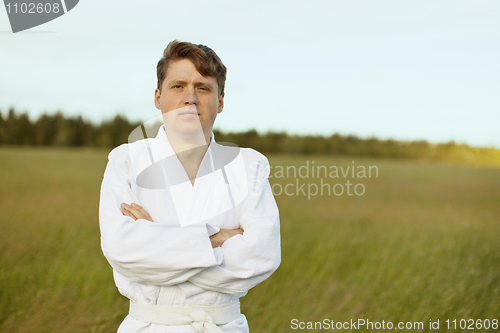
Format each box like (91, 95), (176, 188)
(72, 115), (88, 146)
(4, 108), (34, 145)
(18, 112), (35, 145)
(267, 131), (287, 153)
(53, 111), (72, 146)
(304, 135), (328, 155)
(5, 108), (18, 144)
(97, 114), (140, 147)
(0, 111), (5, 144)
(34, 113), (56, 145)
(407, 140), (432, 159)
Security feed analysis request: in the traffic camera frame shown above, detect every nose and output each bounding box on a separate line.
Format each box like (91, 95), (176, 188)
(184, 86), (198, 105)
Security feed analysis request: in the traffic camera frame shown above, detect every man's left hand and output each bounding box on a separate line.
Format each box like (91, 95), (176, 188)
(120, 202), (154, 222)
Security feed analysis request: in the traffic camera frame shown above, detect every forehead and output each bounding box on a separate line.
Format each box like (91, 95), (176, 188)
(164, 59), (215, 84)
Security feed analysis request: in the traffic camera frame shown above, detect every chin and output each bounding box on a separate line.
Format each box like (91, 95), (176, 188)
(166, 122), (204, 135)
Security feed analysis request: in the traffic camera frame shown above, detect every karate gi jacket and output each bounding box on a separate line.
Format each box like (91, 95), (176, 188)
(99, 125), (281, 332)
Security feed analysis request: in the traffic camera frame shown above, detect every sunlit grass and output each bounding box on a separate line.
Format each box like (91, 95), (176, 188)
(1, 148), (499, 332)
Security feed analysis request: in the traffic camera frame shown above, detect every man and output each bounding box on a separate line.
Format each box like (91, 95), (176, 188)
(99, 40), (281, 333)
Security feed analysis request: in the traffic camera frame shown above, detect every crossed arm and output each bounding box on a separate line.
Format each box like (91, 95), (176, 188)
(120, 202), (244, 248)
(100, 147), (280, 295)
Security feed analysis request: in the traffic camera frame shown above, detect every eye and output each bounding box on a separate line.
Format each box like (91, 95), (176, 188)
(199, 86), (210, 91)
(172, 85), (182, 89)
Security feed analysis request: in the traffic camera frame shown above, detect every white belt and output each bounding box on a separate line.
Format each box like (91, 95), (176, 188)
(129, 300), (241, 333)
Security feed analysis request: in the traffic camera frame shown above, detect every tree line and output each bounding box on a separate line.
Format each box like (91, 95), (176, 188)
(1, 108), (499, 166)
(0, 108), (139, 148)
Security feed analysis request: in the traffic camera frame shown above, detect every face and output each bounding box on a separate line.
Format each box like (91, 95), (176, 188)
(154, 58), (224, 141)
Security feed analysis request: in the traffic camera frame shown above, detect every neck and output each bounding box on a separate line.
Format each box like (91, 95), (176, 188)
(164, 127), (212, 184)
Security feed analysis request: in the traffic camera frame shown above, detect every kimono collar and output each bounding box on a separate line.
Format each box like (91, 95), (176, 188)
(152, 125), (216, 162)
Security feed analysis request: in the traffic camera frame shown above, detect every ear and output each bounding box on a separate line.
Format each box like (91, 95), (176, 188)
(154, 88), (161, 110)
(217, 93), (224, 113)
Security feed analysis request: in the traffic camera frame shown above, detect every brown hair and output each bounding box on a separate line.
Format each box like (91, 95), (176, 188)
(156, 40), (227, 96)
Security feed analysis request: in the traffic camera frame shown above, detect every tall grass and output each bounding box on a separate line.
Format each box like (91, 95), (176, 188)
(0, 148), (499, 332)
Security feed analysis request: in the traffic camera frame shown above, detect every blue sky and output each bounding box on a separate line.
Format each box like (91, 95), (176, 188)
(1, 0), (499, 147)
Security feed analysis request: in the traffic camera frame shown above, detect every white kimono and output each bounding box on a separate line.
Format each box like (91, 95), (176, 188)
(99, 125), (281, 333)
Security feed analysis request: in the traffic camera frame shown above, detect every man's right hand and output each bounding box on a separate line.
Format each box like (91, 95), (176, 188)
(210, 228), (244, 248)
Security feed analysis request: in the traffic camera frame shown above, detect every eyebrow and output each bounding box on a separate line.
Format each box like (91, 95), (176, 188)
(168, 79), (215, 89)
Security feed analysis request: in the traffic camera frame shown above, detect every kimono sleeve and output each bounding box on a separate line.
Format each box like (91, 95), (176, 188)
(188, 150), (281, 295)
(99, 145), (222, 286)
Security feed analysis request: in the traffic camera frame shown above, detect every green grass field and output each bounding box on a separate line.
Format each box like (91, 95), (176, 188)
(1, 147), (499, 332)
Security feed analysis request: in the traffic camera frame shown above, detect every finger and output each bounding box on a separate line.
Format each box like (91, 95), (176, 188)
(132, 203), (154, 222)
(123, 203), (147, 220)
(121, 203), (144, 220)
(120, 205), (137, 220)
(128, 203), (148, 221)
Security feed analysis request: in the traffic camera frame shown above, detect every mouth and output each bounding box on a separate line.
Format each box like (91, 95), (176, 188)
(178, 105), (200, 116)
